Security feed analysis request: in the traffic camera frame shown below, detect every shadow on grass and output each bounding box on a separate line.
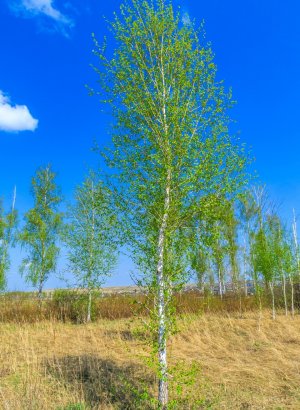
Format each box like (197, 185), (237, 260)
(44, 355), (155, 409)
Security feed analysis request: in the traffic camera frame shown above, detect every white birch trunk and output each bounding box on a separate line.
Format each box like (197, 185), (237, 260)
(269, 282), (276, 320)
(243, 235), (248, 296)
(156, 170), (170, 409)
(87, 289), (92, 323)
(258, 288), (262, 332)
(292, 209), (300, 282)
(244, 278), (248, 297)
(289, 275), (295, 317)
(38, 280), (43, 309)
(282, 272), (288, 316)
(87, 183), (95, 324)
(218, 267), (223, 299)
(39, 246), (46, 309)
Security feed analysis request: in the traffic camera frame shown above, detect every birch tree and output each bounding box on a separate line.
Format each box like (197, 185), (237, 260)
(19, 165), (62, 301)
(192, 199), (239, 298)
(266, 214), (296, 316)
(63, 173), (118, 322)
(190, 235), (210, 292)
(281, 228), (295, 316)
(290, 209), (300, 315)
(190, 210), (218, 294)
(0, 188), (17, 290)
(292, 209), (300, 282)
(251, 222), (275, 318)
(239, 191), (258, 296)
(92, 0), (248, 406)
(267, 214), (286, 315)
(210, 219), (227, 298)
(223, 201), (240, 290)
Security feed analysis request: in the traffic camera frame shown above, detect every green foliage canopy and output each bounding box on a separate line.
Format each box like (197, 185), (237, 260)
(18, 165), (62, 294)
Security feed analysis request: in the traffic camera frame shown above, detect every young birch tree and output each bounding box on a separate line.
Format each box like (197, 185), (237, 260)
(190, 230), (210, 293)
(92, 1), (248, 406)
(281, 228), (295, 316)
(267, 214), (287, 315)
(290, 209), (300, 315)
(292, 209), (300, 283)
(190, 207), (220, 294)
(239, 191), (259, 297)
(19, 165), (62, 301)
(223, 201), (240, 291)
(0, 188), (17, 290)
(63, 173), (118, 322)
(211, 219), (227, 298)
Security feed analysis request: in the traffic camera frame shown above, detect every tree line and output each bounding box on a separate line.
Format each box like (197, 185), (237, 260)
(1, 172), (299, 315)
(0, 168), (118, 317)
(190, 186), (300, 319)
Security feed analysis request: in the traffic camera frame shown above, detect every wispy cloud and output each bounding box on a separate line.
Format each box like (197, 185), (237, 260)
(182, 12), (191, 26)
(23, 0), (69, 21)
(0, 91), (38, 133)
(10, 0), (74, 36)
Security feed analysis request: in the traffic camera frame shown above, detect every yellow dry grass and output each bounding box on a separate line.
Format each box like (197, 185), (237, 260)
(0, 312), (300, 409)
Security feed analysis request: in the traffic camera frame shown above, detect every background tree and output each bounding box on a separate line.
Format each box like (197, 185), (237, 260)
(191, 199), (240, 299)
(190, 229), (210, 293)
(18, 165), (62, 301)
(63, 173), (118, 322)
(250, 191), (280, 321)
(210, 218), (227, 298)
(266, 214), (289, 315)
(239, 190), (259, 296)
(223, 201), (240, 291)
(92, 0), (248, 406)
(292, 209), (300, 283)
(0, 188), (17, 291)
(241, 187), (269, 322)
(280, 225), (295, 316)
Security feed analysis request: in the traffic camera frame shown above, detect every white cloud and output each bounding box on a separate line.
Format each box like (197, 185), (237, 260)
(182, 12), (191, 26)
(11, 0), (74, 36)
(0, 91), (38, 133)
(22, 0), (68, 23)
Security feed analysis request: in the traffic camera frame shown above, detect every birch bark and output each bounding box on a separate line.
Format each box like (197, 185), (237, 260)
(156, 169), (171, 409)
(87, 289), (92, 323)
(270, 282), (276, 320)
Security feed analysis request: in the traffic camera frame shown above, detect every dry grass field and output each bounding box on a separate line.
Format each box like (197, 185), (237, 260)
(1, 310), (300, 409)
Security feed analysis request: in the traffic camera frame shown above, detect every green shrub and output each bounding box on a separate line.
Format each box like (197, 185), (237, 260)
(51, 290), (91, 323)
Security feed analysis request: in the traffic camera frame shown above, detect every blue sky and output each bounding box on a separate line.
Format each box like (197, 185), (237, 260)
(0, 0), (299, 290)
